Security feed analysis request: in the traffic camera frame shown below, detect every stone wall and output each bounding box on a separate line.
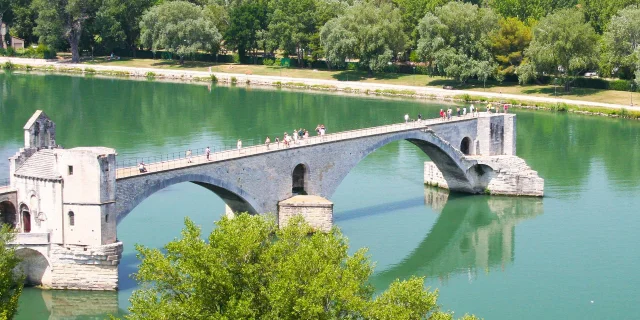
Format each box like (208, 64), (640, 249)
(424, 162), (449, 189)
(49, 242), (123, 290)
(278, 196), (333, 232)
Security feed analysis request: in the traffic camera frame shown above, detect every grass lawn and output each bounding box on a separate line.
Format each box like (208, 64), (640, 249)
(85, 57), (640, 106)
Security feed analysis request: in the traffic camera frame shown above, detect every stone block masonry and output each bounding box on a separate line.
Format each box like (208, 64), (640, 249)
(424, 155), (544, 197)
(278, 196), (333, 232)
(49, 242), (123, 290)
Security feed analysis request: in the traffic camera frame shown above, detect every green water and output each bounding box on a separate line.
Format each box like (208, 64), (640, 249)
(1, 72), (640, 319)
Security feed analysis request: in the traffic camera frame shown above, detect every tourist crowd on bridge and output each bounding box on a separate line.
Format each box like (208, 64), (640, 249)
(136, 104), (506, 175)
(437, 103), (509, 121)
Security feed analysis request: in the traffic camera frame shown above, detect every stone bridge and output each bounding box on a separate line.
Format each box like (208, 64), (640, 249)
(115, 113), (540, 223)
(2, 110), (543, 291)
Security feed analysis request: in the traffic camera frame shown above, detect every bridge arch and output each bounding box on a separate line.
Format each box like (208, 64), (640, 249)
(0, 201), (17, 228)
(15, 248), (52, 287)
(115, 173), (261, 224)
(322, 129), (483, 199)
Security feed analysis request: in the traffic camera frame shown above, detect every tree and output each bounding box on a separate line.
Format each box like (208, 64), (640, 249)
(320, 1), (407, 75)
(0, 225), (23, 320)
(602, 4), (640, 78)
(94, 0), (154, 56)
(517, 8), (599, 91)
(579, 0), (640, 34)
(139, 1), (222, 64)
(485, 0), (580, 20)
(32, 0), (98, 63)
(124, 214), (477, 319)
(490, 17), (533, 77)
(7, 0), (38, 44)
(416, 1), (499, 82)
(268, 0), (316, 67)
(224, 0), (268, 59)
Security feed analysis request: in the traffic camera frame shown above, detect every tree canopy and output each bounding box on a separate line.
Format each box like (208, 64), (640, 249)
(124, 214), (478, 320)
(602, 4), (640, 78)
(32, 0), (98, 62)
(320, 1), (407, 74)
(517, 8), (599, 90)
(490, 17), (533, 77)
(0, 225), (23, 320)
(140, 0), (222, 63)
(416, 1), (499, 82)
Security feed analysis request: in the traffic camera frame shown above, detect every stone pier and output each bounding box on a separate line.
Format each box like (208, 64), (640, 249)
(424, 156), (544, 196)
(278, 196), (333, 232)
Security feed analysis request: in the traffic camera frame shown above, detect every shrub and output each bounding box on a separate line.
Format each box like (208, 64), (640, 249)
(3, 61), (14, 69)
(232, 54), (240, 63)
(84, 68), (96, 73)
(609, 80), (633, 91)
(263, 58), (275, 66)
(210, 74), (218, 82)
(145, 71), (156, 78)
(5, 47), (16, 57)
(35, 44), (56, 59)
(230, 76), (237, 84)
(274, 58), (282, 66)
(346, 62), (358, 71)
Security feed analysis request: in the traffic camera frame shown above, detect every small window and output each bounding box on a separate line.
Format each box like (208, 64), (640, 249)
(68, 211), (75, 226)
(105, 214), (109, 223)
(68, 166), (74, 175)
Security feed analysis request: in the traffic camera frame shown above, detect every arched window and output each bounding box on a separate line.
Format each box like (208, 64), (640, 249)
(68, 211), (75, 226)
(292, 164), (308, 195)
(460, 137), (472, 155)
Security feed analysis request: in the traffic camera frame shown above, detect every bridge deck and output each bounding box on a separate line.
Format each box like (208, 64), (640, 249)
(116, 113), (491, 179)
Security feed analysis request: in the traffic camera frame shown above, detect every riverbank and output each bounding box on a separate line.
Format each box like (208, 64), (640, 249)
(2, 57), (639, 120)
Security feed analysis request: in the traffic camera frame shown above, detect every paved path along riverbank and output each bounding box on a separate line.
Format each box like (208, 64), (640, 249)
(2, 57), (639, 113)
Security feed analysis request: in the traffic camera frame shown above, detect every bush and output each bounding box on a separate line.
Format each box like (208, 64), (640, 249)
(232, 53), (240, 63)
(275, 58), (282, 66)
(145, 71), (156, 78)
(263, 58), (275, 66)
(36, 44), (56, 59)
(346, 62), (358, 71)
(230, 76), (237, 84)
(5, 47), (16, 57)
(3, 61), (14, 69)
(210, 74), (218, 82)
(609, 79), (634, 91)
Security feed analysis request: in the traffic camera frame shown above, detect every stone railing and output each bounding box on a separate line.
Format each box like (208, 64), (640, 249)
(11, 232), (50, 245)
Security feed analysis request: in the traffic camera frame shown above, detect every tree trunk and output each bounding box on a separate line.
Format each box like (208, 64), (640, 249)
(180, 55), (184, 65)
(297, 44), (302, 68)
(69, 40), (80, 63)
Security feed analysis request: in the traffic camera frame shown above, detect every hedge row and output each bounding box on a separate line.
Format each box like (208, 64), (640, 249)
(0, 44), (56, 59)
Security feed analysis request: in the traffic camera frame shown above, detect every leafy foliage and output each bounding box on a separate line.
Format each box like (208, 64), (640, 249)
(140, 1), (222, 63)
(0, 225), (23, 320)
(320, 1), (407, 74)
(32, 0), (99, 62)
(124, 214), (475, 319)
(490, 17), (532, 77)
(224, 0), (268, 58)
(601, 4), (640, 78)
(416, 1), (499, 82)
(518, 8), (599, 90)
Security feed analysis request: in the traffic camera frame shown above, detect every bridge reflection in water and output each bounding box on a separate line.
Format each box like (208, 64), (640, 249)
(373, 187), (543, 288)
(16, 288), (122, 320)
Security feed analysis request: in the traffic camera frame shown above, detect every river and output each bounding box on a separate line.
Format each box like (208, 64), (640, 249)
(1, 72), (639, 319)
